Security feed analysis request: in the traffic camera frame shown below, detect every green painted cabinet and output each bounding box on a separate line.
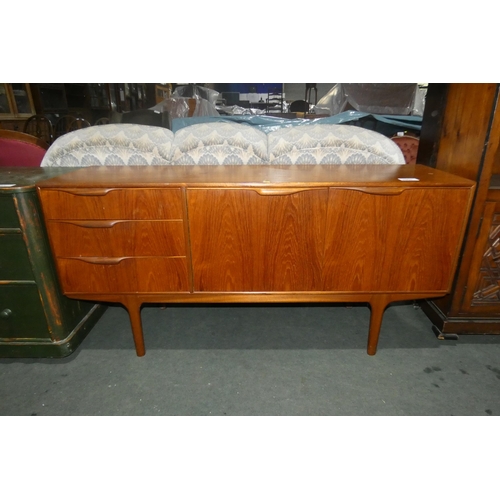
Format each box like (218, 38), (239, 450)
(0, 168), (105, 357)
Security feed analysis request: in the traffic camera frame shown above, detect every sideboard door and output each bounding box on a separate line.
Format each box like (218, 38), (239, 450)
(322, 187), (472, 293)
(188, 188), (328, 292)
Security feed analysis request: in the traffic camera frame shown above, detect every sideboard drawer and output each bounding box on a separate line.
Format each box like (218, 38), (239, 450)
(46, 220), (186, 257)
(39, 188), (184, 220)
(0, 195), (20, 228)
(0, 234), (34, 280)
(57, 257), (189, 293)
(0, 284), (50, 340)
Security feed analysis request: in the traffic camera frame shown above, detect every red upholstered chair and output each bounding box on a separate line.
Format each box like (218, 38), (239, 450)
(391, 135), (420, 164)
(0, 129), (48, 167)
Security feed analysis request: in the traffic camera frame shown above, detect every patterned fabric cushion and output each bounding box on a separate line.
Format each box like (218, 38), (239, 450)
(40, 122), (405, 169)
(170, 122), (269, 165)
(41, 124), (174, 167)
(267, 124), (405, 165)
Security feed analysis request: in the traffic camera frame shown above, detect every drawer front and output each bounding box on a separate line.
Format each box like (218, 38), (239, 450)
(57, 257), (189, 293)
(0, 194), (20, 228)
(47, 220), (186, 257)
(0, 284), (50, 340)
(0, 233), (34, 280)
(39, 188), (184, 220)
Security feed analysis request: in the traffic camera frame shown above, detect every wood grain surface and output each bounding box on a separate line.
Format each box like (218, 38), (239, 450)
(36, 164), (475, 356)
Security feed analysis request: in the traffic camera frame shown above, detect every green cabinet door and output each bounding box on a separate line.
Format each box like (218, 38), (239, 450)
(0, 284), (50, 340)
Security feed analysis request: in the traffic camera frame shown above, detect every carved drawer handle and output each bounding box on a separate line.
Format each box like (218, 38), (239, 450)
(342, 187), (408, 196)
(59, 188), (115, 196)
(0, 308), (12, 319)
(254, 188), (319, 196)
(69, 257), (127, 265)
(61, 220), (124, 229)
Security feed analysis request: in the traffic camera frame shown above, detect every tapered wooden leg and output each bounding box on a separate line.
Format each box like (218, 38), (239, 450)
(367, 294), (391, 356)
(122, 297), (145, 357)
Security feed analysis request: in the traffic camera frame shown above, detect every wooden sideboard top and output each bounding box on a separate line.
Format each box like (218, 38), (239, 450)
(35, 164), (475, 189)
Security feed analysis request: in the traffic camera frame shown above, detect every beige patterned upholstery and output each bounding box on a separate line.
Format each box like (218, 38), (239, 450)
(41, 122), (405, 169)
(267, 124), (405, 165)
(41, 124), (174, 167)
(170, 122), (269, 165)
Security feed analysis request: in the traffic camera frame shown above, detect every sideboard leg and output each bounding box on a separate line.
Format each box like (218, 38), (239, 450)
(367, 295), (390, 356)
(122, 297), (146, 357)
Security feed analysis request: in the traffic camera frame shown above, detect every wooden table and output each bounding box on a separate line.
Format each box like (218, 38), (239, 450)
(36, 164), (475, 356)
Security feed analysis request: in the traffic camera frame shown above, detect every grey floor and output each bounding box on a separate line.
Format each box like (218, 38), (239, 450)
(1, 301), (500, 416)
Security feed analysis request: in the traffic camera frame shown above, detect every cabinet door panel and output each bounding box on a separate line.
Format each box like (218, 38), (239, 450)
(39, 188), (183, 220)
(323, 187), (471, 292)
(47, 220), (186, 257)
(57, 257), (189, 293)
(0, 195), (20, 228)
(462, 201), (500, 313)
(0, 284), (50, 340)
(0, 234), (34, 280)
(188, 188), (328, 291)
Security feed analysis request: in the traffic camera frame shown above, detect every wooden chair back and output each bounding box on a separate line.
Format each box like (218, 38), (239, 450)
(23, 115), (54, 145)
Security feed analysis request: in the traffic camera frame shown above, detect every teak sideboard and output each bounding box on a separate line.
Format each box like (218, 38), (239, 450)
(36, 164), (475, 356)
